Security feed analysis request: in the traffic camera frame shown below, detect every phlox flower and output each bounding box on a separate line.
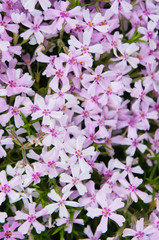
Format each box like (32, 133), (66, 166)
(112, 43), (139, 68)
(64, 135), (96, 172)
(83, 9), (109, 34)
(60, 164), (91, 195)
(20, 15), (52, 44)
(148, 129), (159, 153)
(78, 180), (98, 208)
(131, 80), (153, 105)
(123, 133), (147, 156)
(119, 175), (150, 203)
(45, 57), (69, 90)
(44, 189), (79, 217)
(87, 197), (125, 233)
(44, 0), (81, 31)
(0, 68), (34, 97)
(31, 94), (63, 125)
(15, 202), (47, 234)
(42, 120), (65, 149)
(0, 96), (26, 128)
(132, 101), (158, 131)
(138, 21), (158, 50)
(114, 156), (144, 179)
(111, 0), (132, 14)
(22, 0), (51, 11)
(56, 211), (84, 233)
(0, 222), (24, 240)
(123, 218), (155, 239)
(0, 212), (7, 223)
(68, 30), (103, 55)
(0, 130), (13, 158)
(79, 225), (102, 240)
(59, 46), (93, 77)
(23, 163), (47, 187)
(0, 170), (21, 205)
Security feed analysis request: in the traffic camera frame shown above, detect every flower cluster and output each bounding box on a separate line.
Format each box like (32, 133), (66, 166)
(0, 0), (159, 239)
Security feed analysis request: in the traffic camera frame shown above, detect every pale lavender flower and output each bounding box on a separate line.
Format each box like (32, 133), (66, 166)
(87, 197), (125, 233)
(123, 218), (155, 239)
(44, 189), (79, 217)
(15, 202), (47, 234)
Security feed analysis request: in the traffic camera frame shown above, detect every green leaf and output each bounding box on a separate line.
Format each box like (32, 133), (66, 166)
(52, 225), (67, 235)
(20, 111), (28, 124)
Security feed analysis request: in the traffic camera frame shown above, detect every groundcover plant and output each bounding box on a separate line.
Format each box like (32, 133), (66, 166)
(0, 0), (159, 239)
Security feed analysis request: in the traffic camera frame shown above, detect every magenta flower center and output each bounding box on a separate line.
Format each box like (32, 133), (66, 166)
(72, 177), (79, 185)
(94, 74), (102, 82)
(58, 199), (66, 206)
(49, 56), (55, 65)
(147, 31), (153, 39)
(50, 128), (57, 137)
(2, 184), (11, 193)
(75, 150), (82, 159)
(48, 161), (56, 168)
(87, 21), (94, 27)
(68, 57), (77, 65)
(102, 207), (111, 217)
(5, 231), (12, 238)
(139, 91), (146, 100)
(32, 172), (41, 182)
(31, 24), (40, 32)
(56, 69), (63, 78)
(128, 185), (137, 192)
(31, 105), (39, 113)
(132, 138), (139, 147)
(125, 165), (131, 173)
(8, 80), (16, 87)
(42, 109), (51, 116)
(135, 231), (145, 239)
(0, 21), (7, 27)
(11, 107), (19, 115)
(81, 44), (89, 53)
(60, 11), (69, 18)
(28, 214), (36, 223)
(90, 194), (96, 203)
(82, 110), (89, 118)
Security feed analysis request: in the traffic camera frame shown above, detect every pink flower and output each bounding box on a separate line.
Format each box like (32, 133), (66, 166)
(0, 222), (24, 240)
(56, 211), (84, 233)
(44, 189), (79, 217)
(0, 170), (21, 205)
(22, 0), (51, 11)
(123, 218), (155, 239)
(20, 15), (52, 44)
(68, 30), (103, 55)
(60, 164), (91, 195)
(0, 130), (13, 158)
(87, 198), (125, 233)
(15, 202), (47, 234)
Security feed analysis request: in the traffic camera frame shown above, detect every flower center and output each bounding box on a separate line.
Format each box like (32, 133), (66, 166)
(5, 231), (12, 238)
(8, 80), (16, 87)
(48, 161), (56, 168)
(10, 107), (19, 115)
(81, 44), (89, 53)
(72, 177), (79, 185)
(31, 24), (40, 32)
(135, 231), (145, 239)
(50, 128), (57, 137)
(75, 150), (82, 159)
(60, 11), (69, 18)
(56, 69), (63, 78)
(2, 184), (11, 193)
(28, 214), (36, 223)
(42, 109), (51, 116)
(132, 138), (139, 147)
(102, 207), (111, 217)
